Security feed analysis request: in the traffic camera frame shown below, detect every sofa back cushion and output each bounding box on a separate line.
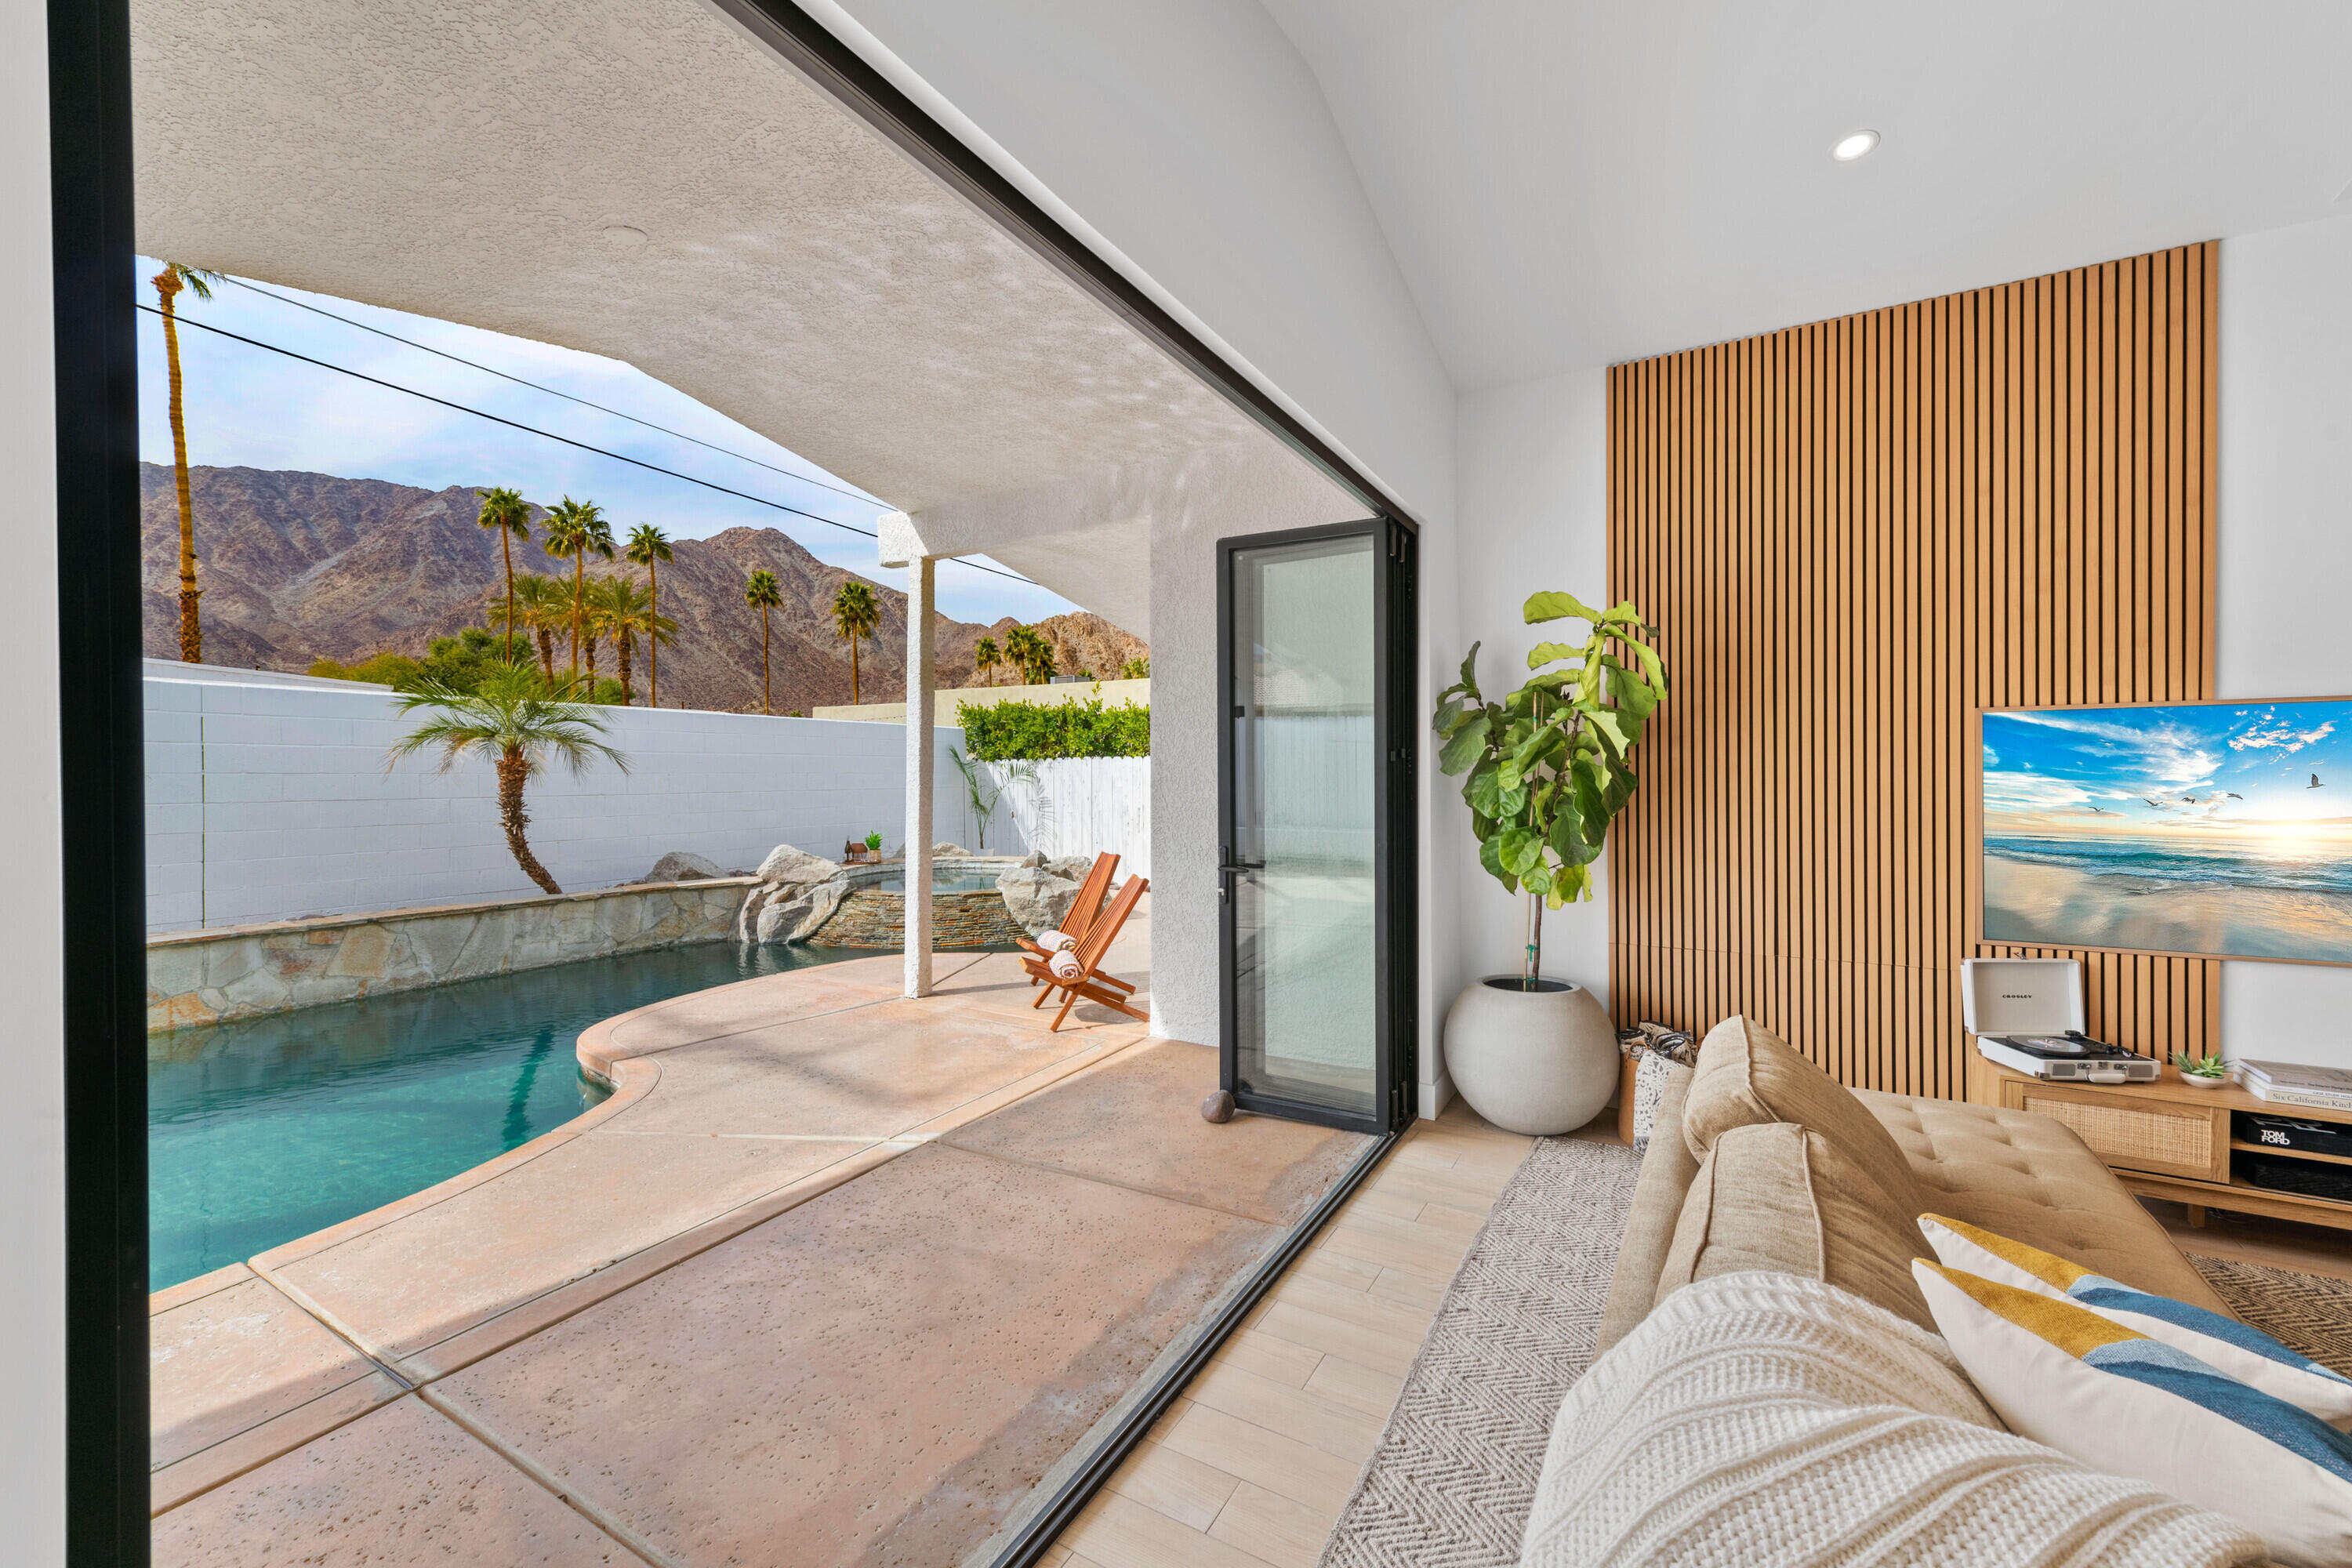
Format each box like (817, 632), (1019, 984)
(1657, 1121), (1936, 1330)
(1682, 1014), (1924, 1217)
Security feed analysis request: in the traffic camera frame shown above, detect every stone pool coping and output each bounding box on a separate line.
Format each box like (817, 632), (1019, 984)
(147, 945), (1158, 1516)
(146, 877), (757, 1033)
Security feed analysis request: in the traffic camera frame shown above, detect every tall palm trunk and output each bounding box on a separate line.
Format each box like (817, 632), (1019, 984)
(157, 267), (202, 662)
(535, 627), (554, 681)
(646, 562), (660, 708)
(495, 746), (562, 895)
(585, 629), (599, 681)
(760, 608), (772, 714)
(617, 630), (633, 705)
(499, 529), (517, 663)
(849, 634), (860, 705)
(570, 557), (585, 677)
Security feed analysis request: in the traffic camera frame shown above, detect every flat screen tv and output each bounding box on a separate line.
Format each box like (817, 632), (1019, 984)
(1980, 697), (2352, 967)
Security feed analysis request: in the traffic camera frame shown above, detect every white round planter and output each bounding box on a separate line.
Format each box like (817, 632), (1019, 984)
(1443, 976), (1620, 1136)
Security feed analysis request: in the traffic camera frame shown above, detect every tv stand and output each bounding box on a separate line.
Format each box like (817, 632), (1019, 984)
(1969, 1058), (2352, 1234)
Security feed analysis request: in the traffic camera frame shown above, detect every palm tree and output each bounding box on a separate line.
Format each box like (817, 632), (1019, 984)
(476, 487), (533, 662)
(831, 579), (880, 704)
(154, 260), (223, 662)
(591, 575), (672, 705)
(974, 635), (1001, 688)
(744, 568), (782, 714)
(541, 497), (613, 677)
(507, 575), (566, 680)
(624, 523), (674, 706)
(1004, 624), (1054, 686)
(387, 666), (628, 896)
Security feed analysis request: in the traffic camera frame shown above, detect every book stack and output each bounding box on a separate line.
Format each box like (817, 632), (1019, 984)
(2241, 1060), (2352, 1112)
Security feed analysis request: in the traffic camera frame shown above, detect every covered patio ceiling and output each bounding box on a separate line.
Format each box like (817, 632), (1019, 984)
(129, 0), (1344, 637)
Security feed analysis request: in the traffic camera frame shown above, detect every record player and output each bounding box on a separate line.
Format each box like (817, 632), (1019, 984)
(1960, 958), (2161, 1083)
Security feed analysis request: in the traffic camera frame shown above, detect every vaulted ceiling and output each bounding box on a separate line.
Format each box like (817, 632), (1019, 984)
(1261, 0), (2352, 389)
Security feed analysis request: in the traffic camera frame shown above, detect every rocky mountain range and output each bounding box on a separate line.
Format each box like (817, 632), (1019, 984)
(141, 465), (1147, 714)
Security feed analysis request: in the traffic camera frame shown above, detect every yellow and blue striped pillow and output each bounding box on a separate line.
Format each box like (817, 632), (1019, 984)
(1918, 1212), (2352, 1428)
(1916, 1260), (2352, 1566)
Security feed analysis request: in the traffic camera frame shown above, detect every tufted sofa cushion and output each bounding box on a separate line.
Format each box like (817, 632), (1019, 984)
(1855, 1088), (2227, 1314)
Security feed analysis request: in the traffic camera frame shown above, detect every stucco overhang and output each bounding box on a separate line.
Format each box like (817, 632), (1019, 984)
(129, 0), (1334, 634)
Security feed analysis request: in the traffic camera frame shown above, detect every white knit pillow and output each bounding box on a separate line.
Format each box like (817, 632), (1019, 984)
(1519, 1271), (2265, 1568)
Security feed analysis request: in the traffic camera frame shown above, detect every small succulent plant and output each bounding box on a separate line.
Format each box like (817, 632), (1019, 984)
(2177, 1051), (2230, 1080)
(864, 829), (884, 852)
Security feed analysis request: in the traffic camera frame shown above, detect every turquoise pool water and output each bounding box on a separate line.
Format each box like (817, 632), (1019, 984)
(148, 941), (873, 1291)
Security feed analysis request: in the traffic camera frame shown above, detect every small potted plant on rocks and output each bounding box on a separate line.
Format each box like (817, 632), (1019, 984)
(1431, 590), (1668, 1135)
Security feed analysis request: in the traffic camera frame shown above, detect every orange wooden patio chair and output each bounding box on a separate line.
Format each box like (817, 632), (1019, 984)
(1022, 875), (1149, 1030)
(1017, 851), (1119, 983)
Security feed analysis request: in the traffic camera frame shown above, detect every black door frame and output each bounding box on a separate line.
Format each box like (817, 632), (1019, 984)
(1216, 518), (1417, 1136)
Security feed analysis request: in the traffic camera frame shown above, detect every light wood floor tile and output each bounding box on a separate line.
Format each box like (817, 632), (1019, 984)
(1254, 1301), (1421, 1377)
(1367, 1266), (1449, 1314)
(1159, 1403), (1362, 1514)
(1294, 1248), (1381, 1291)
(1303, 1354), (1404, 1418)
(1209, 1483), (1334, 1568)
(1272, 1273), (1434, 1341)
(1412, 1199), (1488, 1237)
(1062, 1492), (1272, 1568)
(1323, 1214), (1472, 1282)
(1109, 1439), (1242, 1531)
(1185, 1361), (1385, 1461)
(1350, 1187), (1425, 1221)
(1214, 1329), (1322, 1388)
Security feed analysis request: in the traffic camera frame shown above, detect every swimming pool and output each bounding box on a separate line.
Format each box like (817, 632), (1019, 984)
(148, 940), (873, 1291)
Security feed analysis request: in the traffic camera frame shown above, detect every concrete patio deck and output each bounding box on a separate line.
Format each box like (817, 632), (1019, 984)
(149, 902), (1381, 1565)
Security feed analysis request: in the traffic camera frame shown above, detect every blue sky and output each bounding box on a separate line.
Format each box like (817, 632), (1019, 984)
(1984, 701), (2352, 840)
(135, 260), (1080, 626)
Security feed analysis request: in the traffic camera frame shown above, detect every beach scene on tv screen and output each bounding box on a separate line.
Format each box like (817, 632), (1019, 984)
(1982, 699), (2352, 964)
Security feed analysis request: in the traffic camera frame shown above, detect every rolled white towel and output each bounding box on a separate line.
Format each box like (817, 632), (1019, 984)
(1036, 929), (1078, 953)
(1047, 949), (1084, 982)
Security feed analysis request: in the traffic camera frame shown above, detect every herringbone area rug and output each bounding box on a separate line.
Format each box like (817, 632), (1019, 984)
(2187, 1252), (2352, 1375)
(1318, 1135), (1642, 1568)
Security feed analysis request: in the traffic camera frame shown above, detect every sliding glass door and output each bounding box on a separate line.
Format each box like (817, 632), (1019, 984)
(1218, 521), (1415, 1134)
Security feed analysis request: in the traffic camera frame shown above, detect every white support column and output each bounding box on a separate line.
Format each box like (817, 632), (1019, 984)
(902, 554), (936, 996)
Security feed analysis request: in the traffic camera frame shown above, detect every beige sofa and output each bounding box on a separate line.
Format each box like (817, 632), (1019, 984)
(1599, 1014), (2228, 1354)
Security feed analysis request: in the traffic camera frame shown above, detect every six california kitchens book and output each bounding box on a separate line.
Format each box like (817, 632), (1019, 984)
(2241, 1060), (2352, 1112)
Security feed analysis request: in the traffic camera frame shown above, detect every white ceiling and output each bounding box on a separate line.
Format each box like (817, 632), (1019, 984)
(129, 0), (1338, 634)
(1261, 0), (2352, 390)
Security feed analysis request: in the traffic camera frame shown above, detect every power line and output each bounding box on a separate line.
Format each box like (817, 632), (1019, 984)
(218, 274), (888, 511)
(139, 303), (1042, 588)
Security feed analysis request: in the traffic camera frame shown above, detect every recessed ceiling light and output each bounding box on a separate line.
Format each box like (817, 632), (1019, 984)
(1832, 130), (1880, 163)
(601, 224), (649, 247)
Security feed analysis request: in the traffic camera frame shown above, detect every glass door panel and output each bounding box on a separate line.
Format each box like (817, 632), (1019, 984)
(1224, 532), (1379, 1123)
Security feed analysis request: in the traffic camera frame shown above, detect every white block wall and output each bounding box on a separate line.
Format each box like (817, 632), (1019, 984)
(144, 663), (982, 932)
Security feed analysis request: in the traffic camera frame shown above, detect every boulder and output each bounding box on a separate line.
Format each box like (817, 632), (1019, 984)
(642, 851), (725, 884)
(1021, 851), (1047, 869)
(755, 844), (840, 885)
(932, 842), (968, 857)
(752, 879), (848, 943)
(1044, 855), (1092, 884)
(997, 865), (1080, 935)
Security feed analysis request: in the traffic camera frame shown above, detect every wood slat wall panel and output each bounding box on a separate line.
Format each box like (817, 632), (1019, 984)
(1606, 242), (2220, 1098)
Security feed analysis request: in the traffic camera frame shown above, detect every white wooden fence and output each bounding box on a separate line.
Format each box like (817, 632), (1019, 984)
(977, 757), (1152, 879)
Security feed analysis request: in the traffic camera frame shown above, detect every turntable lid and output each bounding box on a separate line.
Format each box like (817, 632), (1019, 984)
(1961, 958), (2085, 1036)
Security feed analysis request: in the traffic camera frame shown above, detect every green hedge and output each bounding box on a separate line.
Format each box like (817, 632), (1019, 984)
(960, 696), (1149, 760)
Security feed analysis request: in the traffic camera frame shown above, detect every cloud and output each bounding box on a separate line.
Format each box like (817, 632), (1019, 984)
(2228, 715), (2337, 755)
(1981, 771), (2092, 813)
(2000, 710), (2218, 789)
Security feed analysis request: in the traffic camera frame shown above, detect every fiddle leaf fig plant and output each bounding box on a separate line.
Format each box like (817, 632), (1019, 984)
(1433, 590), (1667, 985)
